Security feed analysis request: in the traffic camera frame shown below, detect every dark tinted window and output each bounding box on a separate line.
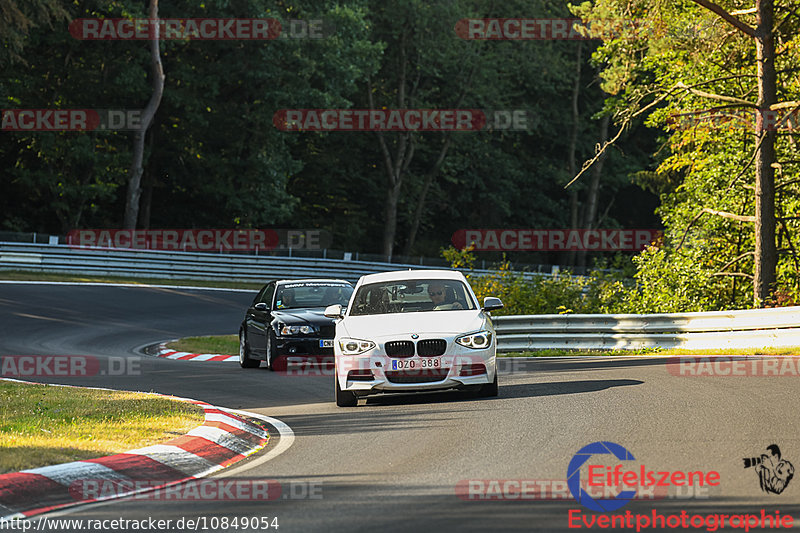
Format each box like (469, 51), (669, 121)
(253, 283), (274, 306)
(259, 283), (275, 305)
(275, 282), (353, 310)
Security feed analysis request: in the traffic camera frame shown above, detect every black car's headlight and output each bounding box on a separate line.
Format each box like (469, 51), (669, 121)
(280, 324), (315, 335)
(456, 330), (492, 349)
(339, 338), (375, 355)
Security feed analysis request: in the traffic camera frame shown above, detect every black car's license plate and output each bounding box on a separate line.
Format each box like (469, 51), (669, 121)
(319, 339), (333, 348)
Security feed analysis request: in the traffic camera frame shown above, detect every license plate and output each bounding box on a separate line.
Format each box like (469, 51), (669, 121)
(319, 339), (333, 348)
(391, 358), (441, 370)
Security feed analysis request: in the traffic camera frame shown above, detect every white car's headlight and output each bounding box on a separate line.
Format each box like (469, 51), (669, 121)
(456, 330), (493, 349)
(339, 338), (376, 355)
(280, 324), (315, 335)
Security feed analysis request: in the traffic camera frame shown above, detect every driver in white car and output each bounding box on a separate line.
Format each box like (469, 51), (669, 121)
(428, 281), (463, 310)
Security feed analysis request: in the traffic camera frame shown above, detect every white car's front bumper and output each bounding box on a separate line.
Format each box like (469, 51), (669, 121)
(336, 351), (496, 395)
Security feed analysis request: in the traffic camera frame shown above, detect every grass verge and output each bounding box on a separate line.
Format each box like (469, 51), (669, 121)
(166, 335), (239, 355)
(0, 270), (262, 290)
(0, 381), (206, 474)
(165, 335), (800, 357)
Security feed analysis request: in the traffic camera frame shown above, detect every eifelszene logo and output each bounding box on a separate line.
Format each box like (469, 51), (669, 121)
(567, 441), (721, 512)
(568, 441), (637, 511)
(744, 445), (794, 495)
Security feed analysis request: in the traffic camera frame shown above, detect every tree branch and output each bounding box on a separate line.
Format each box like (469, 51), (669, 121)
(567, 77), (759, 189)
(717, 251), (755, 272)
(702, 208), (756, 222)
(689, 0), (757, 37)
(771, 101), (800, 110)
(675, 82), (756, 107)
(710, 271), (754, 279)
(676, 208), (755, 250)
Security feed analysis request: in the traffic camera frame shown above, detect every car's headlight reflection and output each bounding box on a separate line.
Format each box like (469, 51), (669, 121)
(280, 324), (315, 335)
(339, 338), (376, 355)
(455, 330), (492, 349)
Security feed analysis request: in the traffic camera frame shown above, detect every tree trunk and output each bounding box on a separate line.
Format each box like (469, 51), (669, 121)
(382, 181), (402, 261)
(566, 43), (582, 268)
(402, 134), (453, 257)
(123, 0), (165, 230)
(371, 28), (414, 262)
(753, 0), (777, 306)
(139, 130), (157, 230)
(140, 169), (153, 230)
(577, 113), (610, 269)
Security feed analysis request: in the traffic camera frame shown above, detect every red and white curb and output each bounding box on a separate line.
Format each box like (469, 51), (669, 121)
(155, 342), (238, 363)
(0, 379), (293, 521)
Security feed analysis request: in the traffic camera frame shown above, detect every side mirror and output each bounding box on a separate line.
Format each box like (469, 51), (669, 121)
(482, 297), (504, 312)
(324, 304), (343, 318)
(254, 302), (269, 311)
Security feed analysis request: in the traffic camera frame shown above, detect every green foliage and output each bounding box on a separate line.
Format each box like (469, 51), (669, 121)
(0, 0), (69, 66)
(571, 0), (800, 310)
(443, 246), (633, 315)
(1, 0), (382, 231)
(1, 0), (658, 265)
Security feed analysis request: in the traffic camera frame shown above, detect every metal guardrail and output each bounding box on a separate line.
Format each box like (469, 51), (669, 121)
(5, 242), (794, 351)
(493, 308), (800, 352)
(0, 242), (439, 283)
(0, 242), (546, 284)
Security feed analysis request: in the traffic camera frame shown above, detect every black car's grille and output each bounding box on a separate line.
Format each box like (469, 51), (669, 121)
(318, 325), (335, 338)
(385, 341), (415, 357)
(416, 339), (447, 356)
(385, 368), (450, 384)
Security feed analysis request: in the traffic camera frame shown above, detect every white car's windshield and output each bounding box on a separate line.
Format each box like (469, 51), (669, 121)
(349, 279), (476, 316)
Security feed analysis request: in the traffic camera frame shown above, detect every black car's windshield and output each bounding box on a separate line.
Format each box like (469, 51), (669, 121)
(349, 279), (476, 316)
(274, 282), (353, 310)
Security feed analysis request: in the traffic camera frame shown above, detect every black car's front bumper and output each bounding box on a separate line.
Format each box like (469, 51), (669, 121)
(274, 336), (334, 358)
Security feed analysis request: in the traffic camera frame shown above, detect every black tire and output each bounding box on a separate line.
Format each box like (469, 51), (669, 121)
(477, 370), (499, 397)
(335, 375), (358, 407)
(239, 330), (260, 369)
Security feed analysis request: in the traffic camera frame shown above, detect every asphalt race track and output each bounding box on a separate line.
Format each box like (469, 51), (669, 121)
(1, 282), (799, 532)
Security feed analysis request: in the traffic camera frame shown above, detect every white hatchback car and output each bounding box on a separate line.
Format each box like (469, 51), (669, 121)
(325, 270), (503, 407)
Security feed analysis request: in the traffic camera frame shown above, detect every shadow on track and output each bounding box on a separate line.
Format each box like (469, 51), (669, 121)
(500, 356), (673, 374)
(498, 379), (643, 399)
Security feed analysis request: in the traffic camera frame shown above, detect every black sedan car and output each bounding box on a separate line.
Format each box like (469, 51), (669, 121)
(239, 279), (354, 370)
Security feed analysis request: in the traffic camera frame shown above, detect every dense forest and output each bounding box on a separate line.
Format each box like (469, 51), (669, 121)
(2, 0), (799, 310)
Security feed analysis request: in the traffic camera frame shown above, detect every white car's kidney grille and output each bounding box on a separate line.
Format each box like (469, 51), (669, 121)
(385, 341), (415, 357)
(416, 339), (447, 356)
